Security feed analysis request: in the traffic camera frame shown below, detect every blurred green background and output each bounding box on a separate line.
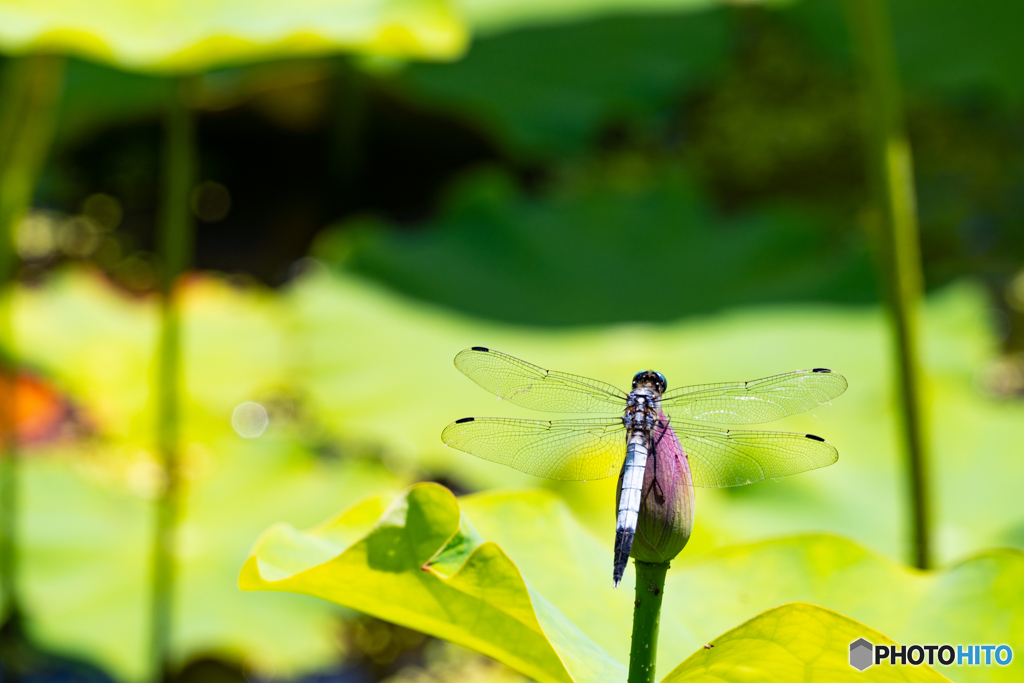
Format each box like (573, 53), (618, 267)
(1, 0), (1024, 681)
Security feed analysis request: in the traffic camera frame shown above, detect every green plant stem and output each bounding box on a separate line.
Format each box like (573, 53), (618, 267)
(844, 0), (931, 570)
(0, 55), (64, 626)
(628, 560), (669, 683)
(149, 80), (195, 683)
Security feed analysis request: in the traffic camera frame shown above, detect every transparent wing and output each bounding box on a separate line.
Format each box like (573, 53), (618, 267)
(660, 368), (848, 425)
(677, 424), (839, 488)
(441, 416), (626, 481)
(454, 347), (628, 414)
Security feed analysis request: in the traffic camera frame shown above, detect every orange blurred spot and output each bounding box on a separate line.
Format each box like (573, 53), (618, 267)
(0, 372), (74, 445)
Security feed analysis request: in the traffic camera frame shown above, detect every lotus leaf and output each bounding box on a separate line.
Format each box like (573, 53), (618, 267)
(403, 10), (731, 155)
(0, 0), (467, 72)
(13, 268), (1024, 563)
(244, 485), (972, 682)
(662, 602), (949, 682)
(241, 482), (626, 683)
(17, 439), (396, 681)
(463, 489), (1022, 683)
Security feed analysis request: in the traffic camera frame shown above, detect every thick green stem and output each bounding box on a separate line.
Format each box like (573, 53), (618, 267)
(628, 560), (669, 683)
(0, 55), (64, 626)
(149, 80), (195, 683)
(844, 0), (931, 570)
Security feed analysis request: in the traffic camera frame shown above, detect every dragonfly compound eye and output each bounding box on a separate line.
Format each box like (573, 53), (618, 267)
(632, 370), (667, 394)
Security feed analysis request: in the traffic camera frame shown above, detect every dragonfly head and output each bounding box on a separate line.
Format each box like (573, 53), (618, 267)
(632, 370), (667, 396)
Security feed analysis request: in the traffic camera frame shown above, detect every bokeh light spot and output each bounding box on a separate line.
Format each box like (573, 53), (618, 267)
(16, 211), (58, 260)
(191, 181), (232, 222)
(113, 254), (158, 292)
(232, 401), (269, 438)
(59, 216), (101, 258)
(81, 193), (123, 231)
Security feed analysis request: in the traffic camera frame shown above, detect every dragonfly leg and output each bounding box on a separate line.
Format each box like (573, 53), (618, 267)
(648, 418), (671, 501)
(643, 438), (662, 505)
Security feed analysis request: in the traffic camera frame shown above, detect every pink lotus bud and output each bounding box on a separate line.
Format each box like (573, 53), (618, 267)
(617, 411), (694, 564)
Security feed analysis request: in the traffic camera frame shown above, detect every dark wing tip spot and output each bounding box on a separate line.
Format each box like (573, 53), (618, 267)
(455, 417), (475, 424)
(471, 346), (490, 352)
(812, 368), (831, 373)
(805, 433), (825, 442)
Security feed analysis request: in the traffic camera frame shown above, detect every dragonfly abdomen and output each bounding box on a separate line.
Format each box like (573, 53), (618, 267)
(613, 430), (649, 587)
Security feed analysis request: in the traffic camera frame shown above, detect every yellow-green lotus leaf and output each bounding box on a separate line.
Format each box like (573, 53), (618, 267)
(244, 485), (984, 683)
(240, 482), (626, 683)
(662, 602), (950, 682)
(462, 490), (1024, 683)
(18, 440), (398, 682)
(0, 0), (467, 72)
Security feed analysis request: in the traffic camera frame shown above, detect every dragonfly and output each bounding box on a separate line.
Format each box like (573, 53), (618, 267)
(441, 347), (847, 586)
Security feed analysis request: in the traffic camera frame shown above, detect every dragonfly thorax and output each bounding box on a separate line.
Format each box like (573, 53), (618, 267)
(623, 389), (660, 432)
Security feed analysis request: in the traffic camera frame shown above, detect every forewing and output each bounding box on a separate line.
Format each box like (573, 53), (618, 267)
(441, 417), (626, 481)
(454, 347), (627, 414)
(660, 368), (847, 425)
(678, 425), (839, 488)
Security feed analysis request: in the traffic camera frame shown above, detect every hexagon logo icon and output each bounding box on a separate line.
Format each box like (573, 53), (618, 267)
(850, 638), (873, 671)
